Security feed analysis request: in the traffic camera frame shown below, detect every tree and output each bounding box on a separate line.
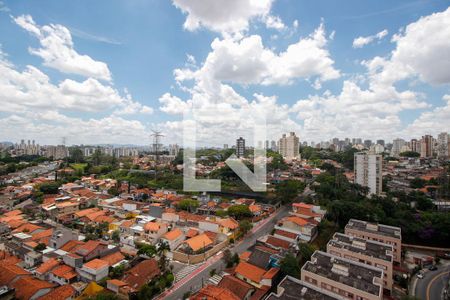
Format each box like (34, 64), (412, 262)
(228, 205), (252, 219)
(232, 253), (240, 265)
(70, 147), (84, 163)
(222, 249), (233, 268)
(275, 180), (306, 203)
(177, 199), (199, 212)
(37, 182), (61, 194)
(111, 230), (120, 243)
(137, 243), (157, 257)
(238, 220), (253, 235)
(298, 243), (315, 267)
(410, 177), (426, 189)
(109, 264), (125, 279)
(280, 253), (300, 278)
(34, 243), (46, 251)
(400, 151), (420, 158)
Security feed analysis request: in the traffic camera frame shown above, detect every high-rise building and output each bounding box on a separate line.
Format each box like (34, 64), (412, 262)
(270, 140), (277, 151)
(437, 132), (449, 158)
(354, 152), (382, 195)
(410, 139), (420, 154)
(257, 140), (263, 149)
(278, 132), (300, 160)
(420, 135), (433, 158)
(376, 140), (385, 146)
(236, 137), (245, 158)
(223, 144), (228, 150)
(391, 138), (405, 157)
(363, 140), (372, 149)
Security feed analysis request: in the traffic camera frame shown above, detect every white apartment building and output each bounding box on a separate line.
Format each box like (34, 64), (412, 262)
(391, 138), (405, 157)
(278, 132), (300, 160)
(437, 132), (449, 158)
(354, 152), (382, 195)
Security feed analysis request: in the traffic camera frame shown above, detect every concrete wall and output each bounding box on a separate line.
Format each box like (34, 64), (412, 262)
(172, 239), (228, 264)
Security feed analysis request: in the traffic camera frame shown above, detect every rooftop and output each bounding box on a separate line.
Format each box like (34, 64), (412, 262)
(266, 276), (342, 300)
(37, 284), (76, 300)
(83, 258), (108, 270)
(345, 219), (401, 239)
(185, 233), (213, 252)
(218, 275), (254, 299)
(303, 251), (383, 296)
(162, 228), (183, 241)
(191, 285), (240, 300)
(328, 233), (393, 262)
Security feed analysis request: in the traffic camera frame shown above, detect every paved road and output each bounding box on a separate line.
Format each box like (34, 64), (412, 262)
(158, 205), (290, 300)
(415, 265), (450, 300)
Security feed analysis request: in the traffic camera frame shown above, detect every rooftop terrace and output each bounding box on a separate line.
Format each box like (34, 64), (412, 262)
(345, 219), (401, 239)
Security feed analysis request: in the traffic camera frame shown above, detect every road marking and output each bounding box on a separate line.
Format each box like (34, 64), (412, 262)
(426, 271), (448, 300)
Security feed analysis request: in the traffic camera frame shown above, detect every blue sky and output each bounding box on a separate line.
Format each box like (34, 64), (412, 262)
(0, 0), (449, 146)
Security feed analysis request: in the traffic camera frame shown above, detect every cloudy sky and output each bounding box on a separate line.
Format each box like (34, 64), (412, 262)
(0, 0), (449, 146)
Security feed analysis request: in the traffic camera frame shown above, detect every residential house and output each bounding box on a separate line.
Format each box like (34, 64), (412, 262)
(75, 240), (108, 262)
(11, 277), (53, 300)
(78, 259), (109, 282)
(143, 221), (168, 243)
(48, 264), (77, 285)
(218, 275), (255, 300)
(37, 285), (76, 300)
(181, 233), (213, 254)
(160, 228), (185, 251)
(122, 259), (160, 293)
(234, 261), (279, 288)
(275, 216), (318, 242)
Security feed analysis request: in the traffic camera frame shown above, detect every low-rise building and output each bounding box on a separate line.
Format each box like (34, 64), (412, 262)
(234, 261), (279, 289)
(301, 251), (384, 300)
(266, 275), (343, 300)
(160, 228), (185, 251)
(78, 259), (109, 282)
(345, 219), (402, 263)
(275, 216), (318, 243)
(327, 233), (394, 292)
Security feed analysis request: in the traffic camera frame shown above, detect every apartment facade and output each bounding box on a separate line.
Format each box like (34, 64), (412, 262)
(278, 132), (300, 160)
(236, 137), (245, 158)
(345, 219), (402, 263)
(354, 152), (382, 195)
(301, 251), (384, 300)
(327, 232), (394, 291)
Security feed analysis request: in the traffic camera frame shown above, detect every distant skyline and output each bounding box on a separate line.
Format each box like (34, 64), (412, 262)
(1, 0), (450, 146)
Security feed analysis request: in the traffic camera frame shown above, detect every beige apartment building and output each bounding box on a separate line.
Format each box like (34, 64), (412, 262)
(345, 219), (402, 263)
(301, 251), (384, 300)
(327, 233), (394, 292)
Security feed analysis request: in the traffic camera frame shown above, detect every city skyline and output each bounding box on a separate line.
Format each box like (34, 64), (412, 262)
(0, 1), (449, 146)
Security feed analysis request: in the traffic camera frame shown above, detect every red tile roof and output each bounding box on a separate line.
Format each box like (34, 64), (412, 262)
(162, 228), (183, 241)
(218, 275), (254, 299)
(50, 264), (77, 280)
(266, 236), (291, 250)
(11, 276), (54, 300)
(35, 258), (59, 275)
(12, 223), (43, 234)
(101, 251), (125, 266)
(192, 285), (240, 300)
(83, 258), (108, 270)
(0, 264), (30, 286)
(76, 240), (102, 256)
(37, 284), (76, 300)
(235, 261), (266, 283)
(123, 259), (160, 291)
(185, 233), (213, 252)
(60, 240), (84, 252)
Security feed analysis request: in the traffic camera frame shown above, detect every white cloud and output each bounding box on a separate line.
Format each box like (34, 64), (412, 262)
(0, 48), (151, 115)
(365, 7), (450, 85)
(352, 29), (388, 48)
(14, 15), (112, 81)
(264, 15), (286, 30)
(0, 113), (148, 145)
(175, 23), (339, 87)
(172, 0), (279, 35)
(159, 93), (191, 114)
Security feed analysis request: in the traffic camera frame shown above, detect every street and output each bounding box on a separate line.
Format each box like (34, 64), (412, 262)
(157, 205), (291, 300)
(415, 265), (450, 300)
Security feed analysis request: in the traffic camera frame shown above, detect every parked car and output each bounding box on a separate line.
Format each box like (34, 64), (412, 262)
(428, 265), (438, 271)
(417, 271), (425, 279)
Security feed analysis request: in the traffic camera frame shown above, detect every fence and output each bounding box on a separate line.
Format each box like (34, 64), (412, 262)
(172, 239), (228, 264)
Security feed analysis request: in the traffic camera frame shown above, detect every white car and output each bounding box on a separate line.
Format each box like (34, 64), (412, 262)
(417, 271), (425, 279)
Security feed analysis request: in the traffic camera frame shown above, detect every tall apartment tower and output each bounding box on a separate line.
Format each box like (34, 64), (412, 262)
(420, 135), (433, 158)
(278, 132), (300, 160)
(354, 152), (382, 195)
(391, 138), (405, 157)
(236, 137), (245, 158)
(437, 132), (450, 158)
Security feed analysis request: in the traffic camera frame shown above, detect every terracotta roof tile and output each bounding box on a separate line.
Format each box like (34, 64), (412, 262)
(31, 228), (53, 241)
(50, 264), (76, 280)
(35, 258), (60, 275)
(186, 228), (199, 238)
(83, 258), (108, 270)
(162, 228), (183, 241)
(37, 284), (76, 300)
(235, 262), (266, 283)
(192, 285), (240, 300)
(0, 264), (30, 286)
(266, 236), (291, 250)
(11, 276), (54, 300)
(12, 223), (43, 234)
(123, 259), (160, 291)
(60, 240), (84, 252)
(185, 233), (213, 252)
(76, 240), (102, 256)
(101, 251), (125, 266)
(218, 275), (254, 299)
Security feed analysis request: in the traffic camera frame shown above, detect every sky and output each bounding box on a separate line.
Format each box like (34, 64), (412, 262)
(0, 0), (449, 146)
